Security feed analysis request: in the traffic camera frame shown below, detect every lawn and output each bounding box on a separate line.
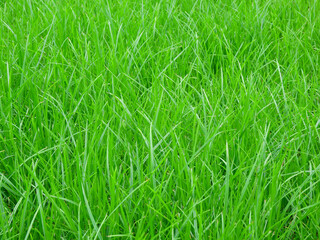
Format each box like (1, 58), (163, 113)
(0, 0), (320, 239)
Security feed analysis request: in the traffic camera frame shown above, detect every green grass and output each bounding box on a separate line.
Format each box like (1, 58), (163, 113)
(0, 0), (320, 239)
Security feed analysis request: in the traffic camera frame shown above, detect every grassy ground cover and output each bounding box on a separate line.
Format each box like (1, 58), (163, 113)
(0, 0), (320, 239)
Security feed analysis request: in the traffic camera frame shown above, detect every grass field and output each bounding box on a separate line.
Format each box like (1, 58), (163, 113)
(1, 0), (320, 239)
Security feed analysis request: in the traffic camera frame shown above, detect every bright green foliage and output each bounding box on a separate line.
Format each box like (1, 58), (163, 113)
(0, 0), (320, 239)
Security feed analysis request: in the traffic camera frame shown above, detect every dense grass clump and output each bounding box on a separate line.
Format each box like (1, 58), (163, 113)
(1, 0), (320, 239)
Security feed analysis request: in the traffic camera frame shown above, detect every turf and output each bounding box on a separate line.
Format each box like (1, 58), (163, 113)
(0, 0), (320, 239)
